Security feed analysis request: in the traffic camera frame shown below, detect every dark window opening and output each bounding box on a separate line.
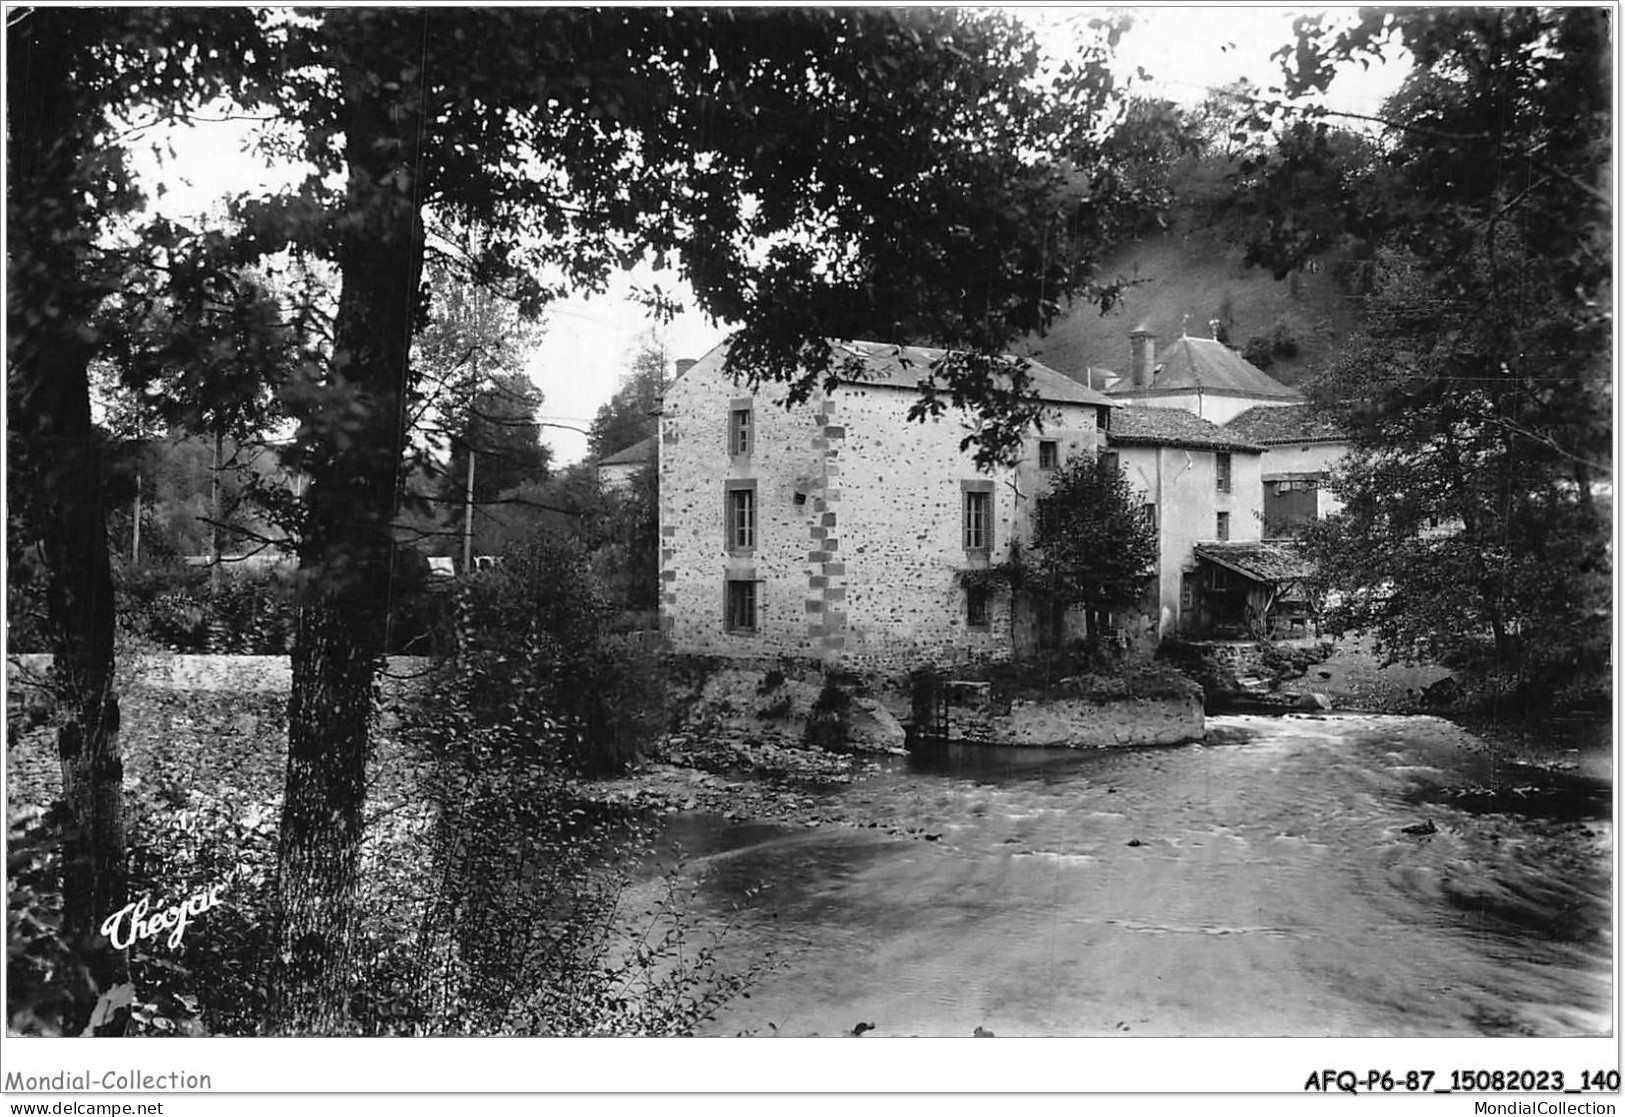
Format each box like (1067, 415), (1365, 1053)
(730, 408), (752, 456)
(725, 579), (758, 632)
(1216, 452), (1233, 494)
(1216, 510), (1231, 541)
(966, 586), (991, 629)
(1038, 440), (1059, 470)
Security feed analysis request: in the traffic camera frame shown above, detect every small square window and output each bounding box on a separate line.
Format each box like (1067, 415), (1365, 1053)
(1216, 452), (1233, 494)
(730, 408), (753, 456)
(966, 586), (991, 629)
(1216, 511), (1231, 541)
(727, 487), (755, 550)
(963, 489), (992, 551)
(1038, 440), (1059, 470)
(725, 579), (757, 632)
(1100, 451), (1120, 474)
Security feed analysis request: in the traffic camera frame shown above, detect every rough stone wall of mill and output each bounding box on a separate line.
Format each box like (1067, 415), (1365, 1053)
(659, 348), (1102, 669)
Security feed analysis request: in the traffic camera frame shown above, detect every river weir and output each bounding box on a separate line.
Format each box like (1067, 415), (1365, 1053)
(637, 712), (1612, 1038)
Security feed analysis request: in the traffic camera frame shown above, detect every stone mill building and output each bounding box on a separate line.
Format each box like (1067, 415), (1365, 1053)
(657, 340), (1117, 667)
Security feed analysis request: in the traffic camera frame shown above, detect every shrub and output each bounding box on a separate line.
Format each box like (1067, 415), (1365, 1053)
(8, 641), (758, 1038)
(110, 553), (445, 656)
(353, 534), (765, 1035)
(450, 537), (666, 775)
(1241, 322), (1301, 372)
(114, 560), (296, 654)
(6, 806), (90, 1036)
(1157, 638), (1237, 698)
(381, 666), (768, 1035)
(804, 680), (853, 751)
(122, 778), (278, 1036)
(7, 689), (285, 1038)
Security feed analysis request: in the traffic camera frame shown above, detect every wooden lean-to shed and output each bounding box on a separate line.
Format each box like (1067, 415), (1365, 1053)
(1190, 541), (1320, 639)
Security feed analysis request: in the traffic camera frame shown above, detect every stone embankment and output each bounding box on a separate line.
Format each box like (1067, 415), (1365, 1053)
(986, 692), (1204, 748)
(932, 667), (1206, 749)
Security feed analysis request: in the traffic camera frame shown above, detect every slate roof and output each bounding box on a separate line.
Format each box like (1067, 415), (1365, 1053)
(1107, 335), (1302, 400)
(1194, 541), (1312, 584)
(830, 340), (1119, 408)
(1107, 406), (1262, 452)
(598, 434), (656, 467)
(1226, 404), (1346, 443)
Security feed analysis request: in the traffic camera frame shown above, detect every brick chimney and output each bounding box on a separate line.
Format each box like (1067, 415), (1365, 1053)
(1129, 325), (1155, 388)
(674, 358), (697, 376)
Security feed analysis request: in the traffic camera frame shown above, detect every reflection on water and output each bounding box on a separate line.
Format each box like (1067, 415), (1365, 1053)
(636, 714), (1612, 1038)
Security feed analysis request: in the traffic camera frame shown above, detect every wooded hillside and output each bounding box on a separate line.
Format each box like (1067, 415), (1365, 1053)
(1024, 227), (1359, 387)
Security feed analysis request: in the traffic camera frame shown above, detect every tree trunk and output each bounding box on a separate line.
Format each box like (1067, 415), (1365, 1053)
(45, 453), (129, 1032)
(268, 11), (427, 1035)
(7, 6), (130, 1035)
(272, 598), (384, 1033)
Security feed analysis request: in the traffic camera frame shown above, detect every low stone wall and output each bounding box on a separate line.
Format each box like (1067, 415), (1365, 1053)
(953, 692), (1205, 749)
(8, 654), (435, 695)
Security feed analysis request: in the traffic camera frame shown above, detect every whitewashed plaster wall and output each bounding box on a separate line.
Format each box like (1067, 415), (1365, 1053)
(1114, 443), (1264, 637)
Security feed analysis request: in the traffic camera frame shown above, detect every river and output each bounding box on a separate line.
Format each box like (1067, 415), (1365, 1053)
(638, 713), (1612, 1038)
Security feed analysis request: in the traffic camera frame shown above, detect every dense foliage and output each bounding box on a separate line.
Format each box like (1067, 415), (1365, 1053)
(414, 258), (552, 522)
(450, 537), (666, 775)
(1029, 450), (1160, 622)
(8, 672), (755, 1037)
(588, 333), (670, 463)
(1272, 10), (1612, 706)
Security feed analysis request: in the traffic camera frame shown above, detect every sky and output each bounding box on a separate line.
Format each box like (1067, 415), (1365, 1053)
(129, 6), (1411, 465)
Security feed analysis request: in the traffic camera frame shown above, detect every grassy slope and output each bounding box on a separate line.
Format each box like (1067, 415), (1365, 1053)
(1021, 230), (1360, 388)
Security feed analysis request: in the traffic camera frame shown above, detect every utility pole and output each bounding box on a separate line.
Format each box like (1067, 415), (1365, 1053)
(131, 475), (141, 564)
(209, 428), (223, 593)
(461, 446), (476, 574)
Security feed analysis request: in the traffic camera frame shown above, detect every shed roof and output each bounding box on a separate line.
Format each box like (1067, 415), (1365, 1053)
(829, 340), (1119, 408)
(1108, 407), (1262, 452)
(1226, 404), (1346, 443)
(1108, 335), (1302, 400)
(1194, 541), (1312, 584)
(598, 434), (656, 467)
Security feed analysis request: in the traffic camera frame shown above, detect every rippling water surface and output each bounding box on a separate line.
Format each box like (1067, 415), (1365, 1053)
(640, 714), (1612, 1038)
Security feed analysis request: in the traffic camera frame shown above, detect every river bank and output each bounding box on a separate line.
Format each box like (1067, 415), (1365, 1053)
(638, 712), (1612, 1039)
